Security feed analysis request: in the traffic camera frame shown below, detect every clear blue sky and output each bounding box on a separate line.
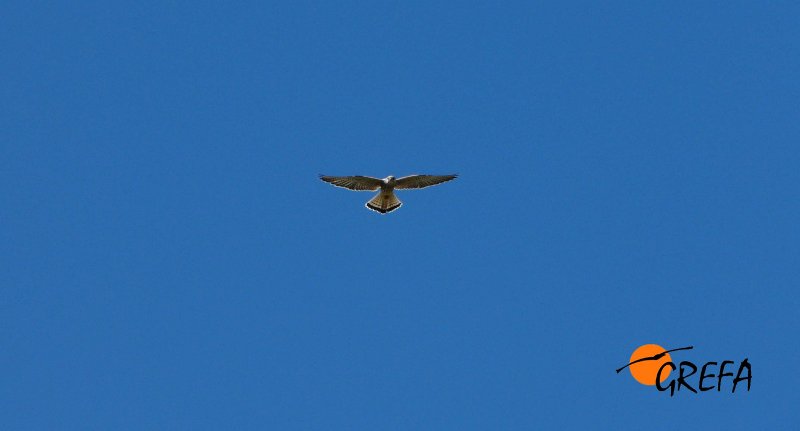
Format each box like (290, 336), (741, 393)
(2, 1), (799, 429)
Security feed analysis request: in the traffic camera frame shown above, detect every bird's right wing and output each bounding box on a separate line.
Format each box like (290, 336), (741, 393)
(319, 175), (383, 191)
(395, 174), (458, 189)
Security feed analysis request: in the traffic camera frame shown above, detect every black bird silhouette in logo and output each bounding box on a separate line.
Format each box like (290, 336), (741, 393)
(615, 346), (694, 374)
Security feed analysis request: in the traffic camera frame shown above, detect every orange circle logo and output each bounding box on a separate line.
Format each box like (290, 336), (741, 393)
(628, 344), (672, 385)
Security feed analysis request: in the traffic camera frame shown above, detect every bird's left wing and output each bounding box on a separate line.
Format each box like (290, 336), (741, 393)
(395, 174), (458, 189)
(319, 175), (383, 191)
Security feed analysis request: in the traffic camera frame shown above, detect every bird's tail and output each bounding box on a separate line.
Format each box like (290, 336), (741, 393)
(366, 191), (402, 214)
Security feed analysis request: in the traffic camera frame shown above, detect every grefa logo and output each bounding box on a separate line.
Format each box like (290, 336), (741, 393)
(615, 344), (751, 396)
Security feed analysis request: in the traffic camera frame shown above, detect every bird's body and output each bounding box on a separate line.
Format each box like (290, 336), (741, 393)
(381, 176), (397, 189)
(319, 174), (457, 214)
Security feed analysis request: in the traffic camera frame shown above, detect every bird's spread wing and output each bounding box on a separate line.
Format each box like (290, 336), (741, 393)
(319, 175), (383, 191)
(395, 174), (457, 189)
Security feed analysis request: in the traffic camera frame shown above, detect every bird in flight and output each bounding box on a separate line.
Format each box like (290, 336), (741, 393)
(319, 174), (458, 214)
